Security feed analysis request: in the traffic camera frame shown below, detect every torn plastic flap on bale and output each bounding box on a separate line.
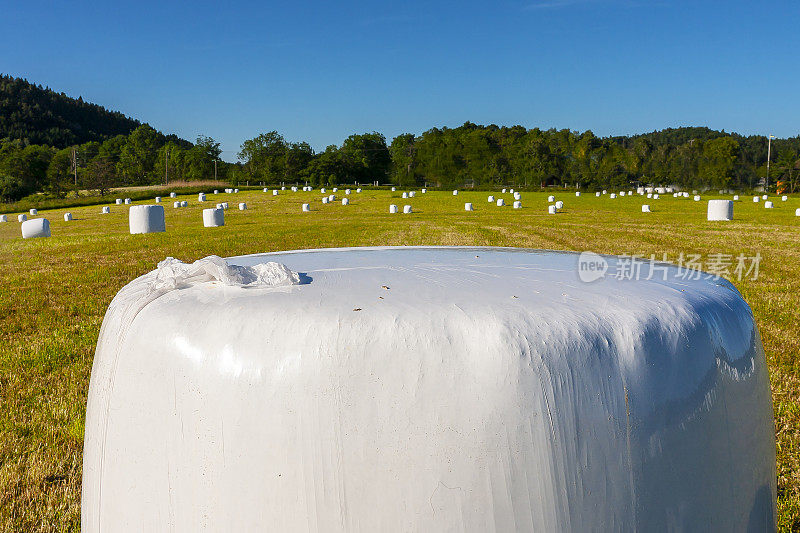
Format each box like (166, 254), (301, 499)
(153, 256), (300, 291)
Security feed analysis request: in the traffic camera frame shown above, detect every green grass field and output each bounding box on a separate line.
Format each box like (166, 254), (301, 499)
(1, 188), (798, 531)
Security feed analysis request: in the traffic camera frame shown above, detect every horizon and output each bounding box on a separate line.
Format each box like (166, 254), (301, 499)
(3, 1), (799, 162)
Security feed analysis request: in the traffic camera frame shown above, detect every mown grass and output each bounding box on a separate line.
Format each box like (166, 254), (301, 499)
(0, 189), (798, 531)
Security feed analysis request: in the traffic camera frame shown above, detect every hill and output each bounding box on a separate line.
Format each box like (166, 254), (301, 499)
(0, 74), (141, 148)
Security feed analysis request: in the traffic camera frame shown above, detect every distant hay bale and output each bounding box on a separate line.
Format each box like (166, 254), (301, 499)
(129, 205), (166, 234)
(202, 208), (224, 227)
(464, 203), (473, 211)
(101, 206), (110, 214)
(707, 200), (733, 221)
(389, 204), (398, 213)
(21, 217), (50, 238)
(642, 205), (651, 213)
(64, 212), (72, 221)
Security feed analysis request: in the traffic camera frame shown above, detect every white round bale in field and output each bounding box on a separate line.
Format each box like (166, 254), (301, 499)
(575, 192), (581, 197)
(21, 218), (50, 238)
(180, 201), (188, 207)
(214, 190), (219, 194)
(602, 189), (607, 194)
(610, 193), (617, 199)
(345, 189), (351, 195)
(796, 208), (800, 216)
(733, 195), (739, 201)
(64, 212), (72, 222)
(488, 195), (495, 202)
(548, 205), (556, 214)
(389, 204), (398, 213)
(764, 201), (774, 209)
(653, 194), (659, 199)
(555, 200), (564, 209)
(239, 203), (247, 210)
(332, 188), (337, 192)
(30, 208), (38, 215)
(619, 192), (625, 197)
(170, 193), (177, 198)
(496, 198), (505, 207)
(198, 193), (206, 202)
(124, 198), (132, 205)
(302, 204), (310, 212)
(202, 208), (224, 227)
(357, 188), (362, 193)
(273, 190), (279, 196)
(402, 192), (408, 198)
(694, 195), (701, 201)
(234, 189), (239, 193)
(782, 195), (788, 202)
(281, 187), (286, 191)
(129, 205), (166, 234)
(514, 192), (521, 200)
(173, 202), (181, 209)
(0, 215), (6, 223)
(263, 188), (268, 193)
(707, 200), (733, 221)
(321, 188), (326, 194)
(647, 193), (653, 198)
(403, 205), (413, 213)
(115, 199), (123, 205)
(328, 195), (335, 202)
(321, 197), (329, 204)
(18, 214), (27, 222)
(642, 205), (651, 213)
(453, 190), (458, 195)
(502, 188), (507, 193)
(513, 201), (522, 209)
(762, 195), (768, 200)
(421, 188), (426, 193)
(391, 187), (396, 192)
(155, 197), (161, 203)
(101, 206), (110, 214)
(548, 195), (555, 202)
(342, 198), (349, 206)
(596, 192), (601, 197)
(465, 203), (473, 211)
(409, 191), (415, 198)
(753, 196), (760, 203)
(79, 247), (777, 531)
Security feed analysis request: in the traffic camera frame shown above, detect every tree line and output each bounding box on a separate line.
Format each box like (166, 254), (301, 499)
(235, 124), (800, 193)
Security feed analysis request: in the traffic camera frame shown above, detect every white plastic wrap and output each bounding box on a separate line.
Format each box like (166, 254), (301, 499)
(464, 203), (473, 211)
(642, 204), (651, 213)
(115, 199), (122, 205)
(18, 214), (27, 222)
(389, 204), (398, 214)
(83, 247), (776, 531)
(101, 207), (110, 214)
(765, 201), (774, 209)
(0, 214), (7, 222)
(707, 200), (734, 221)
(403, 204), (412, 213)
(29, 208), (38, 215)
(21, 217), (50, 238)
(496, 198), (504, 207)
(513, 201), (521, 209)
(238, 203), (247, 210)
(302, 204), (310, 212)
(129, 205), (166, 234)
(202, 208), (224, 227)
(64, 212), (73, 222)
(342, 198), (349, 206)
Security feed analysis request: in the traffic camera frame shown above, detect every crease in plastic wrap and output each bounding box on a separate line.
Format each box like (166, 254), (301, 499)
(82, 247), (776, 532)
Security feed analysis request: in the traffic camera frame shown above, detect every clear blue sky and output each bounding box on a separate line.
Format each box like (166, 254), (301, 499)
(2, 1), (798, 161)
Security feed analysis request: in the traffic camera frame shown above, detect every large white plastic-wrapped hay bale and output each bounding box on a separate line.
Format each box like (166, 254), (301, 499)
(496, 198), (505, 207)
(764, 201), (774, 209)
(342, 198), (349, 206)
(510, 188), (514, 194)
(180, 201), (188, 207)
(328, 194), (335, 202)
(464, 203), (473, 211)
(403, 205), (412, 213)
(548, 205), (556, 214)
(281, 187), (286, 191)
(332, 188), (337, 192)
(273, 190), (279, 196)
(174, 201), (181, 209)
(782, 195), (788, 201)
(321, 188), (326, 194)
(619, 192), (625, 197)
(30, 208), (38, 215)
(76, 245), (779, 532)
(101, 206), (110, 214)
(202, 208), (224, 227)
(733, 195), (739, 201)
(513, 201), (522, 209)
(198, 193), (206, 202)
(389, 204), (398, 213)
(575, 191), (581, 197)
(239, 203), (247, 210)
(302, 204), (310, 212)
(707, 200), (733, 221)
(321, 197), (329, 204)
(683, 192), (690, 198)
(18, 214), (27, 222)
(642, 204), (651, 213)
(547, 195), (555, 202)
(155, 197), (162, 203)
(129, 205), (166, 234)
(610, 193), (617, 199)
(214, 190), (219, 194)
(488, 195), (495, 202)
(291, 187), (297, 192)
(502, 188), (507, 193)
(555, 200), (564, 209)
(115, 199), (123, 205)
(64, 212), (73, 222)
(21, 217), (50, 238)
(0, 214), (6, 223)
(402, 192), (408, 199)
(170, 192), (177, 198)
(514, 192), (521, 200)
(602, 189), (607, 194)
(453, 190), (458, 196)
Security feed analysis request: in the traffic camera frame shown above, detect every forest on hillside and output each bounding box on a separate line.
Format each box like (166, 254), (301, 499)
(1, 75), (799, 202)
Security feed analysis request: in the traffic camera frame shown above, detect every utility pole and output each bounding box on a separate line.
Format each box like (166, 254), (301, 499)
(214, 159), (218, 180)
(71, 148), (78, 186)
(766, 135), (775, 192)
(165, 148), (170, 185)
